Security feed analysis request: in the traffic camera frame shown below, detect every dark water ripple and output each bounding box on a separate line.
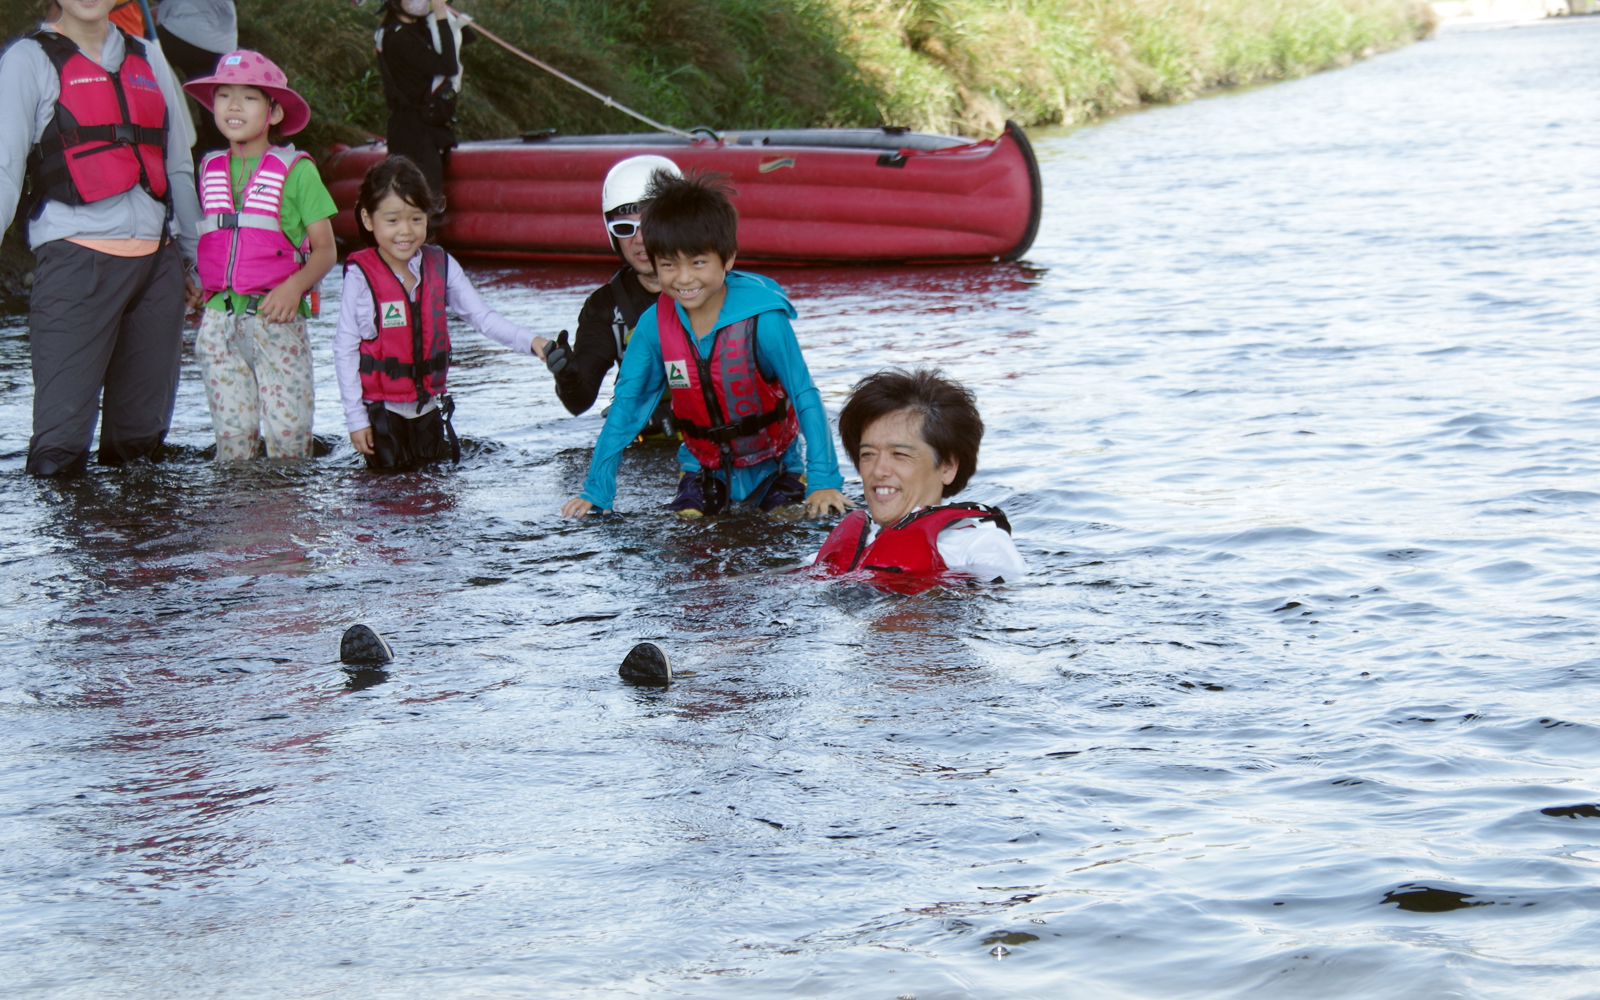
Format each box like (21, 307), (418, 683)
(4, 17), (1600, 1000)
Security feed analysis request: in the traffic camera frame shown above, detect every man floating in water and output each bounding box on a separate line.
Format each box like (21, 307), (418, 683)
(808, 367), (1026, 590)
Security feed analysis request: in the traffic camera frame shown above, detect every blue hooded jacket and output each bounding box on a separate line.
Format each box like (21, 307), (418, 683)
(577, 271), (843, 510)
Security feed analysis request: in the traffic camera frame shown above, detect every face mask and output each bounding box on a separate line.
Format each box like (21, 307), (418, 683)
(401, 0), (430, 15)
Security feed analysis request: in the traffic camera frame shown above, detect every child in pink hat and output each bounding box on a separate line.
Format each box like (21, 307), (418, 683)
(182, 51), (337, 461)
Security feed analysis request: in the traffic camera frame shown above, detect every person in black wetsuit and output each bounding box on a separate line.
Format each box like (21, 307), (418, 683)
(374, 0), (469, 198)
(542, 154), (682, 439)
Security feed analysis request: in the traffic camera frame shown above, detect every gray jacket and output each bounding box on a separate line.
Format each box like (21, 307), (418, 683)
(0, 27), (201, 263)
(156, 0), (238, 57)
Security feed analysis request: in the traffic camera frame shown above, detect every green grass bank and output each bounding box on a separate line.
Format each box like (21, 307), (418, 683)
(1, 0), (1434, 306)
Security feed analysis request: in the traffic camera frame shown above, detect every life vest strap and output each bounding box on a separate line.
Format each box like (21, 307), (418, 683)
(676, 396), (789, 444)
(358, 349), (452, 380)
(197, 212), (296, 236)
(38, 123), (167, 159)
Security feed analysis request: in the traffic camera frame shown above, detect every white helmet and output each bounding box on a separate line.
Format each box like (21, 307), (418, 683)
(601, 154), (682, 223)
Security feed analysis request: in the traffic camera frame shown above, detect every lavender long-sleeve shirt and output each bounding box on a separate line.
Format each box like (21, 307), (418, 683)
(334, 250), (539, 432)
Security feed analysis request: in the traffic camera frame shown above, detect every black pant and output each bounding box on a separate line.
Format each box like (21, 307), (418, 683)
(385, 111), (454, 201)
(27, 241), (185, 476)
(364, 401), (457, 471)
(156, 26), (229, 166)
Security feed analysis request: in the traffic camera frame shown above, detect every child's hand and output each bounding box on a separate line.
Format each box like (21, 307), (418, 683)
(350, 427), (375, 455)
(804, 489), (852, 518)
(258, 283), (303, 324)
(530, 336), (550, 360)
(184, 273), (204, 314)
(561, 497), (595, 518)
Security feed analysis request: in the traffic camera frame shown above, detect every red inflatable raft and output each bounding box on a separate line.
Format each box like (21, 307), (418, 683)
(323, 122), (1042, 265)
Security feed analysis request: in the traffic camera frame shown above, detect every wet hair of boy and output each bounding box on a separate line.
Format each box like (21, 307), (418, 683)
(640, 169), (738, 265)
(356, 155), (442, 247)
(838, 367), (985, 498)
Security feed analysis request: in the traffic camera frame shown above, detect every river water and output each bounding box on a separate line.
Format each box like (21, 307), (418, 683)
(4, 17), (1600, 1000)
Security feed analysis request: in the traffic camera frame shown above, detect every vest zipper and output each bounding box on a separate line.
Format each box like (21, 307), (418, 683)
(410, 265), (429, 406)
(848, 516), (872, 572)
(685, 317), (733, 473)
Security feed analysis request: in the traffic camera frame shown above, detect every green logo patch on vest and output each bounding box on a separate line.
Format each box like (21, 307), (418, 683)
(664, 360), (691, 389)
(380, 301), (407, 328)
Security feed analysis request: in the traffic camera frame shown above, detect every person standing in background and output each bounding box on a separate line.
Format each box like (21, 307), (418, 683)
(154, 0), (238, 164)
(375, 0), (470, 199)
(0, 0), (202, 476)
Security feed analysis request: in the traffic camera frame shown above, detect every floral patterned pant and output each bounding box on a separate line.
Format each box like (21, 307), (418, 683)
(195, 308), (315, 461)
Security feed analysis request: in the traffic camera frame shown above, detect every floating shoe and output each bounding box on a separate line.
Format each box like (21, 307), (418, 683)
(340, 623), (394, 666)
(619, 642), (671, 686)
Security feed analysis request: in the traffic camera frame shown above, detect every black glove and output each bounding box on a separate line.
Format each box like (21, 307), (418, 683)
(544, 330), (572, 376)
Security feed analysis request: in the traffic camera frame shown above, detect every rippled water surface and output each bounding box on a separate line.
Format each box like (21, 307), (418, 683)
(5, 19), (1600, 1000)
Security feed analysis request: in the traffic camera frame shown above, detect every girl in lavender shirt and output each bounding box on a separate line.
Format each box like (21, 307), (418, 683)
(333, 157), (547, 469)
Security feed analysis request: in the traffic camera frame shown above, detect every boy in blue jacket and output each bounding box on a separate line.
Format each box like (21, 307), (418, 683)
(561, 171), (849, 519)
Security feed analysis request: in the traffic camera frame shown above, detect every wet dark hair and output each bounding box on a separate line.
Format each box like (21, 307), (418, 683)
(640, 169), (738, 265)
(838, 368), (985, 498)
(355, 156), (441, 247)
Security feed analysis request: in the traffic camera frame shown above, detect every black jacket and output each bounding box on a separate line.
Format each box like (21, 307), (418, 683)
(377, 17), (462, 115)
(554, 268), (659, 416)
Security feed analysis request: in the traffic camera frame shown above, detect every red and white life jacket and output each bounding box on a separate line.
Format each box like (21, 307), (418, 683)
(811, 503), (1012, 592)
(347, 245), (451, 405)
(27, 28), (169, 208)
(655, 294), (798, 470)
(196, 148), (312, 296)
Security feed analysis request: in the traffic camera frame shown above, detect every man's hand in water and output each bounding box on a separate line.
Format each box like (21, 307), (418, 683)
(561, 497), (596, 518)
(804, 489), (852, 518)
(350, 427), (375, 456)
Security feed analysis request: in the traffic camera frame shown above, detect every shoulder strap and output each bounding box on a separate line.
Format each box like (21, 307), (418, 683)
(264, 146), (312, 171)
(29, 29), (79, 70)
(120, 30), (145, 63)
(892, 502), (1011, 535)
(607, 268), (646, 330)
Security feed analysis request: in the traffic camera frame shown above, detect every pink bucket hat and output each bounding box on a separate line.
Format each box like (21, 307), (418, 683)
(182, 50), (311, 136)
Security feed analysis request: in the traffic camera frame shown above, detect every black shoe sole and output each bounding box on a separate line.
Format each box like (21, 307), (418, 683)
(340, 624), (394, 666)
(619, 642), (671, 686)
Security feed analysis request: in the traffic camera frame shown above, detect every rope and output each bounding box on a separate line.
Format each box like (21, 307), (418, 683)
(447, 6), (694, 140)
(134, 0), (157, 40)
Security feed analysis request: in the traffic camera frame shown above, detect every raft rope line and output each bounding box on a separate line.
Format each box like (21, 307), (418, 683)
(445, 5), (694, 140)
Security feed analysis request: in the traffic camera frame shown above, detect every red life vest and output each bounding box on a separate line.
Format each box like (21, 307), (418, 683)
(347, 245), (451, 405)
(811, 503), (1012, 592)
(654, 294), (799, 470)
(196, 148), (312, 296)
(28, 28), (169, 209)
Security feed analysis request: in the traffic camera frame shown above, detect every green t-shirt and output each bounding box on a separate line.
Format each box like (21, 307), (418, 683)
(204, 153), (339, 316)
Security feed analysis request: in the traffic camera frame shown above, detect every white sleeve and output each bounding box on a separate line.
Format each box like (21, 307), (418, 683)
(334, 267), (377, 432)
(936, 519), (1028, 583)
(444, 253), (536, 354)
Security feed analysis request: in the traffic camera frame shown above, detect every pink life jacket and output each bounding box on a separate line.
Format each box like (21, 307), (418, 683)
(654, 294), (798, 470)
(347, 245), (452, 405)
(196, 148), (312, 296)
(810, 503), (1011, 594)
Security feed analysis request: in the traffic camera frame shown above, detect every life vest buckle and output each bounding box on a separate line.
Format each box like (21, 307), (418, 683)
(217, 212), (240, 230)
(109, 122), (139, 146)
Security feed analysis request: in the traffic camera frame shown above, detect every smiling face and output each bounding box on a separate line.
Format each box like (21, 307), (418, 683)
(212, 84), (282, 147)
(856, 408), (958, 527)
(654, 249), (735, 320)
(360, 191), (430, 271)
